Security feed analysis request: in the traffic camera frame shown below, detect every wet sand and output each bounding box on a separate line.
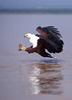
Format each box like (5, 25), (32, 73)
(0, 13), (72, 100)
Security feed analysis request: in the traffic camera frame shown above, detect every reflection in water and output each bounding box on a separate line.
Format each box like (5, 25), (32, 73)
(29, 59), (63, 95)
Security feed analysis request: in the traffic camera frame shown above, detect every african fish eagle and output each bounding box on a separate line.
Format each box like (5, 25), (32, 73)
(19, 33), (53, 58)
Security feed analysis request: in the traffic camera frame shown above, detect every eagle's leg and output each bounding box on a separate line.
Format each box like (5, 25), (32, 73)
(25, 47), (37, 53)
(19, 44), (37, 53)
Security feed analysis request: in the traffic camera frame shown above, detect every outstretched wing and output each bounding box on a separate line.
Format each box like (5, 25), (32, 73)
(44, 26), (62, 38)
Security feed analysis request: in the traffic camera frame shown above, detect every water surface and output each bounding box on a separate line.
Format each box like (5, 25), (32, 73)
(0, 13), (72, 100)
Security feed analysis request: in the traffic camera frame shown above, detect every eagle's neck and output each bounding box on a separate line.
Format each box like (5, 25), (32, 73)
(29, 36), (39, 48)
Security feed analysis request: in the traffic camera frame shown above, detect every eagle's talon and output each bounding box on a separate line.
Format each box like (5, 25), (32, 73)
(19, 44), (26, 51)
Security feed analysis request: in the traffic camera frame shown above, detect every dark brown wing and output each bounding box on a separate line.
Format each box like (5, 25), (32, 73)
(37, 39), (53, 58)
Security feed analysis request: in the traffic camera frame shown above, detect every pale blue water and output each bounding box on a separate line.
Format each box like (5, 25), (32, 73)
(0, 13), (72, 100)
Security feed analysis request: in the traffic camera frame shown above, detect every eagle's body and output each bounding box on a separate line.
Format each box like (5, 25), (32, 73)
(24, 33), (53, 58)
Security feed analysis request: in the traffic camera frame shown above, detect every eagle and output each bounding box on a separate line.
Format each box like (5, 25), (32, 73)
(19, 33), (53, 58)
(19, 26), (64, 58)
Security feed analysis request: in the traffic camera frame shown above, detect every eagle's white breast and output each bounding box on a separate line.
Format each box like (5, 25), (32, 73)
(29, 34), (39, 48)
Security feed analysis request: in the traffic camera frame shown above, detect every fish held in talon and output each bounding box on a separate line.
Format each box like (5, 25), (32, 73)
(19, 44), (26, 51)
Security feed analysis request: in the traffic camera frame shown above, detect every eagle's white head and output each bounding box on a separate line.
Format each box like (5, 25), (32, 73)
(24, 33), (39, 48)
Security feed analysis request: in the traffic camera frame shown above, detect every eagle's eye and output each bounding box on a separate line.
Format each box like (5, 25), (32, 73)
(24, 34), (28, 37)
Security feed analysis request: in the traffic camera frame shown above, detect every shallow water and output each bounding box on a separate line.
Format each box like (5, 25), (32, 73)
(0, 13), (72, 100)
